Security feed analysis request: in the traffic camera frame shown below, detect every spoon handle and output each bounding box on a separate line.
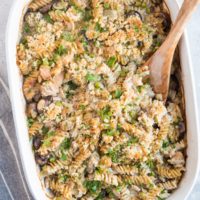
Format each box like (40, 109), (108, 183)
(149, 0), (199, 101)
(162, 0), (199, 51)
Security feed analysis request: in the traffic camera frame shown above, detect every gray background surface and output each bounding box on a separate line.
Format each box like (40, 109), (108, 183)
(0, 0), (200, 199)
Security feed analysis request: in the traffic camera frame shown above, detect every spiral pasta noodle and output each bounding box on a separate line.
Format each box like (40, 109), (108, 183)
(29, 0), (53, 11)
(113, 165), (138, 175)
(157, 165), (184, 179)
(29, 121), (42, 136)
(121, 175), (153, 186)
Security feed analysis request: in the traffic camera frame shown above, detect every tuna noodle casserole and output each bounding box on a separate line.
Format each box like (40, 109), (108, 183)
(17, 0), (186, 199)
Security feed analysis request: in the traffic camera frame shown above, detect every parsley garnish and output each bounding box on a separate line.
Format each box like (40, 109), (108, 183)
(95, 22), (105, 33)
(103, 129), (118, 136)
(47, 131), (55, 137)
(80, 104), (86, 110)
(162, 140), (170, 149)
(60, 138), (71, 150)
(83, 9), (93, 21)
(55, 45), (67, 56)
(107, 56), (117, 68)
(59, 174), (68, 183)
(27, 117), (34, 127)
(113, 89), (123, 99)
(107, 149), (119, 163)
(43, 14), (54, 24)
(104, 3), (110, 9)
(21, 37), (28, 48)
(86, 73), (101, 82)
(146, 159), (155, 170)
(62, 32), (75, 42)
(127, 136), (139, 146)
(99, 105), (112, 121)
(43, 139), (51, 147)
(24, 23), (30, 33)
(84, 180), (102, 193)
(60, 153), (67, 161)
(42, 126), (49, 135)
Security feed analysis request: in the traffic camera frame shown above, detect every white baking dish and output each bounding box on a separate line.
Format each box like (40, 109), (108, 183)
(5, 0), (200, 199)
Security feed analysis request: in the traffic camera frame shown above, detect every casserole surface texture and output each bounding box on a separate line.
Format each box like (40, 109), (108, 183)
(6, 0), (200, 200)
(16, 0), (187, 199)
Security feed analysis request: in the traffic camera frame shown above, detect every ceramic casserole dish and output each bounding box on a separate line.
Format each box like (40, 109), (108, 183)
(6, 0), (200, 199)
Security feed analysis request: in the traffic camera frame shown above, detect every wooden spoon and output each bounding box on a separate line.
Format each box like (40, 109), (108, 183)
(146, 0), (199, 101)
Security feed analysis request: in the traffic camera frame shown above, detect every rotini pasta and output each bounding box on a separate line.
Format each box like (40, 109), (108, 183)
(29, 0), (53, 11)
(138, 187), (163, 200)
(121, 175), (153, 186)
(29, 121), (42, 136)
(45, 177), (75, 199)
(157, 165), (184, 179)
(112, 165), (138, 175)
(160, 180), (178, 191)
(41, 160), (69, 176)
(17, 0), (186, 199)
(49, 10), (70, 23)
(94, 172), (119, 186)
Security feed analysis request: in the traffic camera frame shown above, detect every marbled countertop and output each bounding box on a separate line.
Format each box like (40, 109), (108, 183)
(0, 0), (200, 199)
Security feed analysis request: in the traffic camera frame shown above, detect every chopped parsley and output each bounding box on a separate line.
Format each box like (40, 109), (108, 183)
(95, 190), (106, 200)
(127, 136), (139, 146)
(24, 23), (31, 33)
(137, 85), (144, 93)
(157, 197), (166, 200)
(99, 105), (112, 121)
(62, 32), (75, 42)
(83, 9), (93, 21)
(43, 139), (51, 147)
(113, 89), (123, 99)
(95, 22), (105, 33)
(129, 110), (138, 122)
(21, 37), (28, 48)
(133, 25), (139, 33)
(84, 180), (102, 193)
(42, 58), (49, 66)
(103, 128), (118, 136)
(27, 117), (34, 127)
(52, 53), (60, 62)
(107, 56), (117, 68)
(173, 117), (182, 126)
(80, 104), (86, 110)
(82, 38), (89, 48)
(55, 45), (67, 56)
(55, 101), (62, 107)
(49, 155), (56, 163)
(117, 123), (123, 132)
(107, 149), (119, 163)
(162, 140), (170, 149)
(58, 174), (68, 183)
(149, 171), (155, 177)
(60, 138), (71, 150)
(43, 14), (54, 24)
(120, 69), (129, 77)
(104, 3), (110, 9)
(68, 0), (83, 13)
(146, 159), (155, 170)
(86, 73), (101, 82)
(60, 153), (67, 161)
(47, 131), (55, 137)
(42, 126), (49, 135)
